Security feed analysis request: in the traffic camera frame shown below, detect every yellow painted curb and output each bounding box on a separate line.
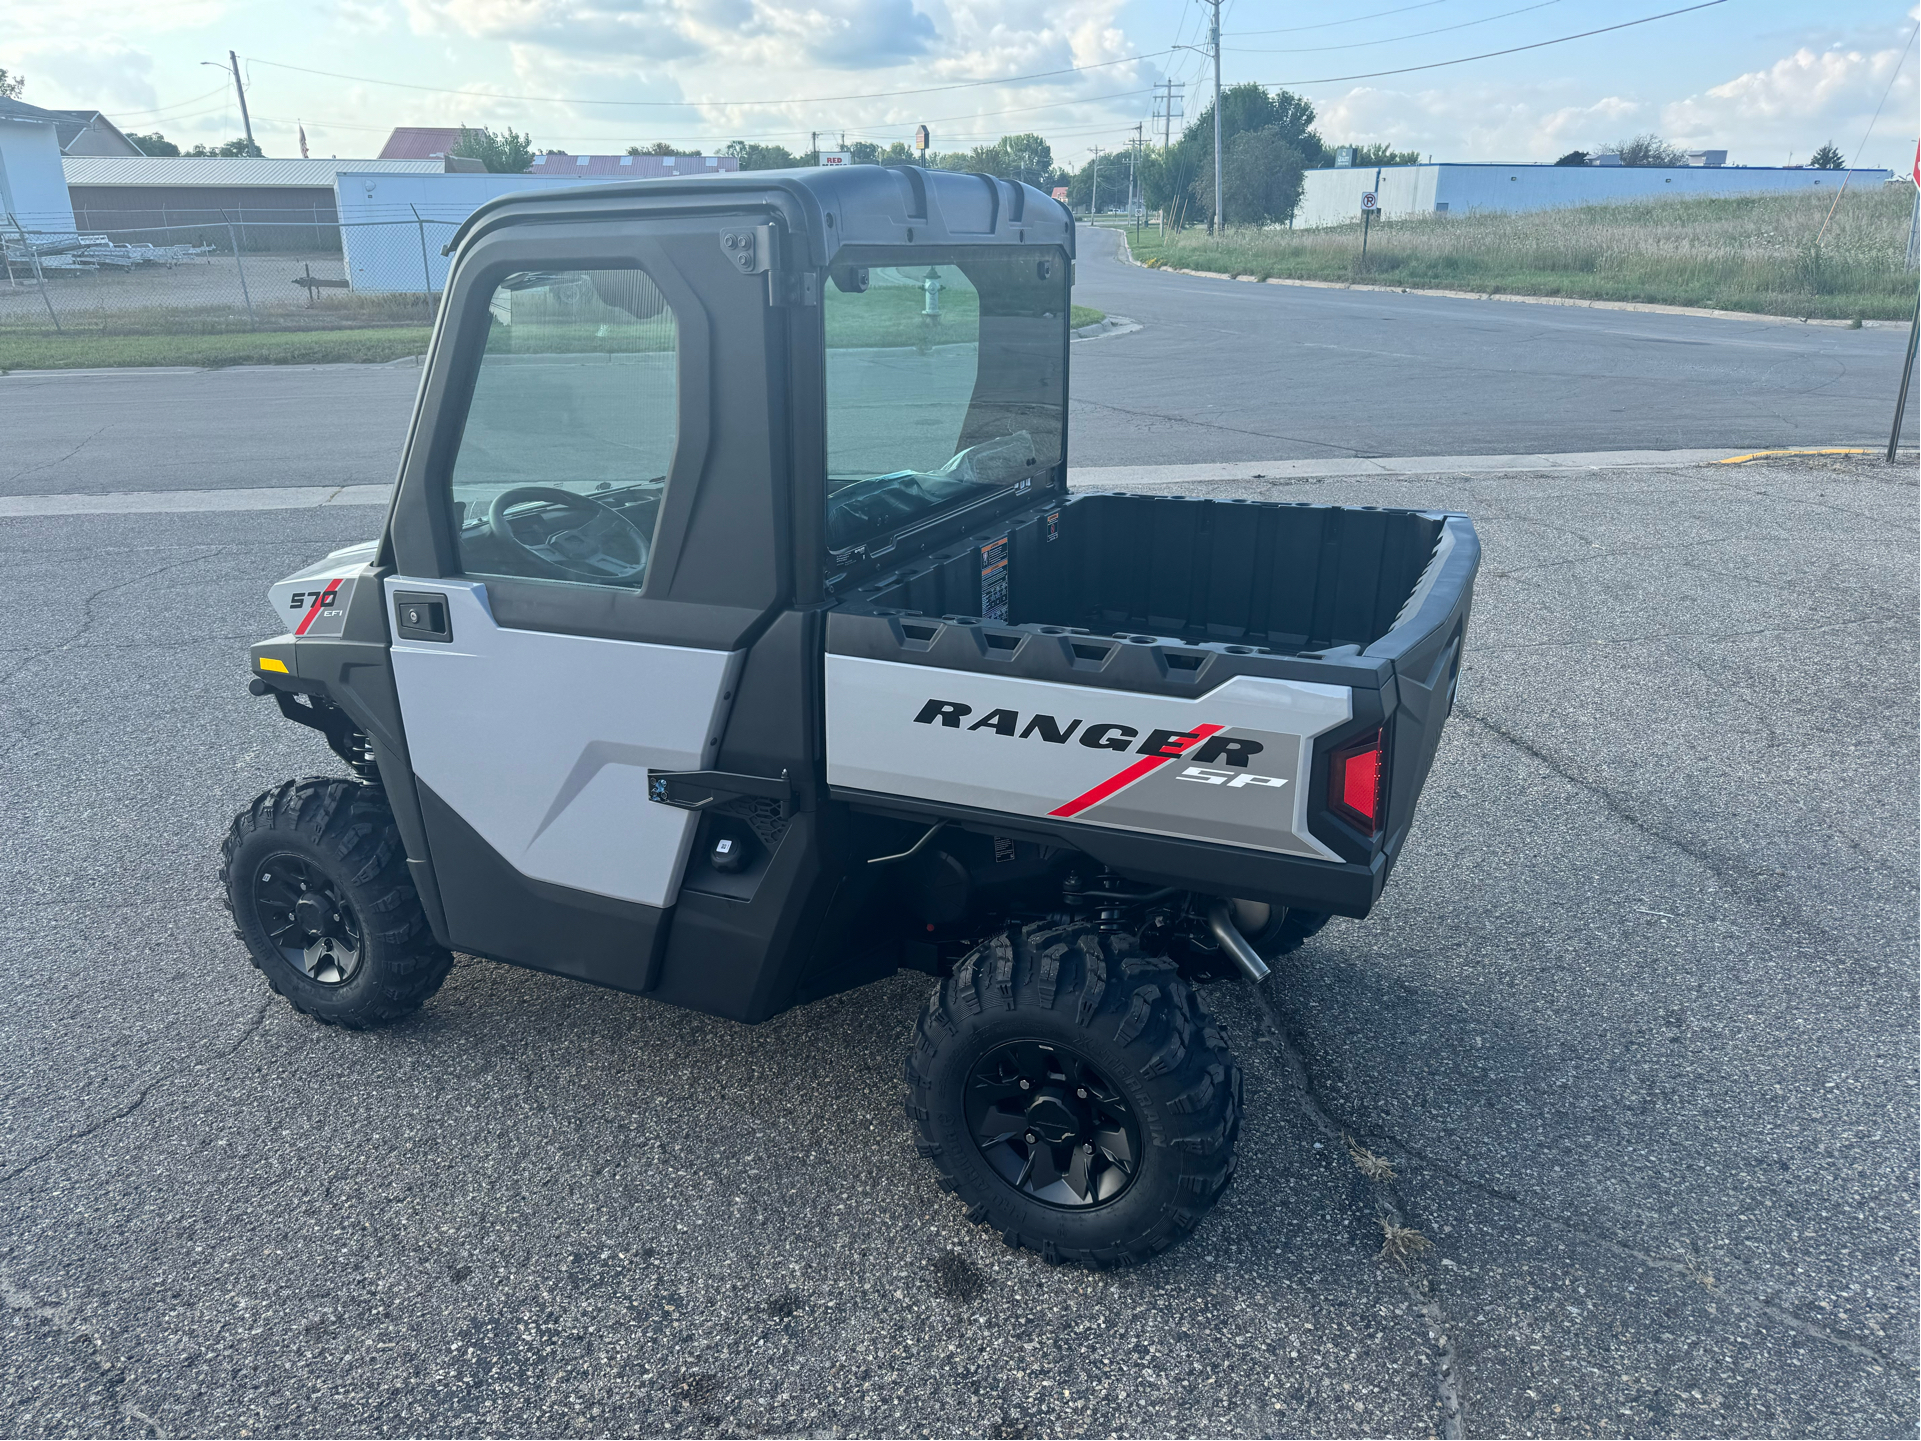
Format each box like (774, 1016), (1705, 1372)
(1716, 448), (1871, 464)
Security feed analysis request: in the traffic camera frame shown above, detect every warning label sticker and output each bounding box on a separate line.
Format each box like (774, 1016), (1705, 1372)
(979, 535), (1010, 623)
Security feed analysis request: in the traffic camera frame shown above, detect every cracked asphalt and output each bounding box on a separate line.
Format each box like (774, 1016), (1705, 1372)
(1, 441), (1913, 1437)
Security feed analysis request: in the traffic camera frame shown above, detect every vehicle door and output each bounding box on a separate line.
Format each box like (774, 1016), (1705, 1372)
(379, 210), (786, 991)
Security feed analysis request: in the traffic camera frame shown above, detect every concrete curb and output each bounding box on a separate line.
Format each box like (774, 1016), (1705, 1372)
(1098, 224), (1904, 330)
(0, 355), (425, 379)
(1071, 315), (1141, 341)
(1068, 447), (1888, 488)
(7, 447), (1902, 519)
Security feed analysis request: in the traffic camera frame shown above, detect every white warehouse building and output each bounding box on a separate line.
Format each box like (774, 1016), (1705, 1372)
(1294, 162), (1893, 229)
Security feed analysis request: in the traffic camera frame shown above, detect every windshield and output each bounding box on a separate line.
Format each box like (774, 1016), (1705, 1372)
(824, 250), (1067, 552)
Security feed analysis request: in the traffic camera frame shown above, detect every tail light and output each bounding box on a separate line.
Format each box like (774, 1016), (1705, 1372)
(1329, 729), (1387, 835)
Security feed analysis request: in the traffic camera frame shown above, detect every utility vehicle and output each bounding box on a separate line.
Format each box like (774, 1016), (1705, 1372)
(227, 167), (1479, 1267)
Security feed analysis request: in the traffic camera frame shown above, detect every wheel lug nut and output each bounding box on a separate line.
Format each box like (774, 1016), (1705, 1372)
(1077, 1088), (1087, 1098)
(1083, 1143), (1094, 1155)
(1018, 1079), (1030, 1090)
(1024, 1132), (1037, 1144)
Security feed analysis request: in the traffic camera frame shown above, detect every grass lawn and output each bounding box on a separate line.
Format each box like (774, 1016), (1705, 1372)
(0, 327), (434, 371)
(0, 303), (1109, 371)
(1124, 187), (1918, 321)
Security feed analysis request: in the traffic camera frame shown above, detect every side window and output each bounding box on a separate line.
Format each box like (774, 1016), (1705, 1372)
(448, 268), (677, 590)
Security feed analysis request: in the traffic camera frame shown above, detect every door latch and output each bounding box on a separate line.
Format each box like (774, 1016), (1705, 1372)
(393, 591), (452, 643)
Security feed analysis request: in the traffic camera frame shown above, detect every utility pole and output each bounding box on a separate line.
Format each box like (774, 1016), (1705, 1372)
(1090, 146), (1101, 216)
(1129, 122), (1143, 226)
(1207, 0), (1223, 233)
(1153, 78), (1182, 151)
(228, 51), (255, 156)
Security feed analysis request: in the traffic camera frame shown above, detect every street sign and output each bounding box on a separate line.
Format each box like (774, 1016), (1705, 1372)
(818, 151), (853, 167)
(1912, 137), (1919, 188)
(1360, 192), (1379, 211)
(914, 125), (931, 154)
(1052, 186), (1069, 202)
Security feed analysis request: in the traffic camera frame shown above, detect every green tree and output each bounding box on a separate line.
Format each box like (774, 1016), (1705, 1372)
(724, 140), (801, 170)
(186, 138), (264, 157)
(1553, 149), (1590, 166)
(450, 126), (535, 173)
(1808, 142), (1847, 169)
(1188, 127), (1308, 226)
(934, 133), (1057, 188)
(1342, 142), (1420, 166)
(1609, 133), (1685, 166)
(627, 142), (703, 157)
(1154, 83), (1327, 227)
(125, 131), (181, 157)
(0, 68), (23, 100)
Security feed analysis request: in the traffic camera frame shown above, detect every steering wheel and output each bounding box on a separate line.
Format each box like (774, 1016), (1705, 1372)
(486, 486), (650, 584)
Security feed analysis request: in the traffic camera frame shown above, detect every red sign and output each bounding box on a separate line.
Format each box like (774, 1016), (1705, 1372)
(1912, 138), (1919, 188)
(1052, 186), (1069, 201)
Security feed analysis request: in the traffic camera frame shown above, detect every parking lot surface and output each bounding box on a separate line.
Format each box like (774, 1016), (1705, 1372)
(1, 452), (1915, 1437)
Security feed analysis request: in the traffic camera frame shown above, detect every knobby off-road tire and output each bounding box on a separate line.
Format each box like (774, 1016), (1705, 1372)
(906, 923), (1243, 1268)
(221, 777), (453, 1029)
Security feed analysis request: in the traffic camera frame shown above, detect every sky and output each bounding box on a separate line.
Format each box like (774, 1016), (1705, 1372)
(7, 0), (1918, 173)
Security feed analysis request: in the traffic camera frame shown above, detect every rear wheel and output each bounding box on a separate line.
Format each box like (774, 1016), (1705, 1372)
(906, 923), (1242, 1268)
(221, 777), (453, 1029)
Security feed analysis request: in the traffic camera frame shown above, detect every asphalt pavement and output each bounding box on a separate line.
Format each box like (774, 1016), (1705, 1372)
(1068, 225), (1921, 463)
(1, 445), (1914, 1437)
(2, 227), (1914, 499)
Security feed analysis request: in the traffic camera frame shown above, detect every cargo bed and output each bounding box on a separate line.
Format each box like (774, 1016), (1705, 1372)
(824, 489), (1480, 916)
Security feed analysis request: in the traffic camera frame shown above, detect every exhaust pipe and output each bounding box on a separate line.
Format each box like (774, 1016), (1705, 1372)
(1206, 899), (1271, 984)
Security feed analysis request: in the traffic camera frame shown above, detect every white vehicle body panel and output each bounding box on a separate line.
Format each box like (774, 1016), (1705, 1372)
(826, 656), (1351, 861)
(386, 578), (740, 908)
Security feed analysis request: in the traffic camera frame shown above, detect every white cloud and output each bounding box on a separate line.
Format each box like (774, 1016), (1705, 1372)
(1662, 42), (1918, 156)
(387, 0), (1155, 152)
(1312, 84), (1648, 162)
(6, 42), (162, 114)
(1303, 35), (1920, 169)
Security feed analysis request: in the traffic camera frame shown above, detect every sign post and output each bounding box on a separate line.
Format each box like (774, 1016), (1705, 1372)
(914, 125), (931, 161)
(1359, 165), (1384, 264)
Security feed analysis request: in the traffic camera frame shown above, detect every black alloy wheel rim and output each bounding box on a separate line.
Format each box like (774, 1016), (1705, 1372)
(965, 1039), (1143, 1209)
(252, 853), (363, 986)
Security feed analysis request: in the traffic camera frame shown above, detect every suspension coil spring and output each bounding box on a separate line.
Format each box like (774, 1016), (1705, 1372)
(347, 731), (380, 782)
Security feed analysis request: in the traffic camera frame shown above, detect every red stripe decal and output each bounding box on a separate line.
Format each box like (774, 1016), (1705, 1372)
(293, 577), (343, 637)
(1049, 724), (1223, 818)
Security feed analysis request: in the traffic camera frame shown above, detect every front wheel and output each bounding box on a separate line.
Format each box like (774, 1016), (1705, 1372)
(221, 777), (453, 1029)
(906, 924), (1242, 1268)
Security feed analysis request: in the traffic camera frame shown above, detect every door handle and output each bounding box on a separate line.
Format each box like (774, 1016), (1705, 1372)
(393, 591), (452, 643)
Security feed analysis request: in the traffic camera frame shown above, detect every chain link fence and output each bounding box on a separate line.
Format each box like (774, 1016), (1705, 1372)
(2, 214), (464, 336)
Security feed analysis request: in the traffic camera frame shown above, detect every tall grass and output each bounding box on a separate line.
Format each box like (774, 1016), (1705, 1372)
(1130, 187), (1919, 320)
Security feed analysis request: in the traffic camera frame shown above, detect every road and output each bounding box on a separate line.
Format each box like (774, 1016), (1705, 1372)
(1068, 225), (1920, 464)
(2, 440), (1915, 1435)
(2, 227), (1915, 499)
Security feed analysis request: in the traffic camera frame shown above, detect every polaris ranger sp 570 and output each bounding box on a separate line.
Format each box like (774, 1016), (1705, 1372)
(228, 167), (1479, 1267)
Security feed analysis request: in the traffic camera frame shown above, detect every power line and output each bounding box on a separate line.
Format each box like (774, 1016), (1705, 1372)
(259, 85), (1158, 150)
(247, 51), (1174, 109)
(1234, 0), (1570, 55)
(107, 83), (233, 119)
(1228, 0), (1453, 37)
(1257, 0), (1727, 86)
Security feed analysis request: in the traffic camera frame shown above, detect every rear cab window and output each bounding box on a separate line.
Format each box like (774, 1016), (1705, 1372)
(824, 249), (1067, 559)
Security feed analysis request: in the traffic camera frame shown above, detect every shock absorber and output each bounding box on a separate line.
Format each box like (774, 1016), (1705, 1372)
(1092, 869), (1126, 934)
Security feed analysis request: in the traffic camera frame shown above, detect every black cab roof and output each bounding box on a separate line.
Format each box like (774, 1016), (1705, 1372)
(446, 164), (1075, 267)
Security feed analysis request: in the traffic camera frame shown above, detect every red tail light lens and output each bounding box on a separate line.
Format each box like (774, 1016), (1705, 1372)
(1329, 729), (1386, 834)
